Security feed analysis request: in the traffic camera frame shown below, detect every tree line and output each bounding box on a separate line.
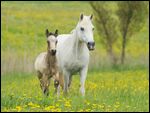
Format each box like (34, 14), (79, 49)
(90, 1), (148, 65)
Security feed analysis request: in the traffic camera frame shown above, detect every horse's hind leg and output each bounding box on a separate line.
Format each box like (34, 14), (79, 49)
(68, 75), (72, 88)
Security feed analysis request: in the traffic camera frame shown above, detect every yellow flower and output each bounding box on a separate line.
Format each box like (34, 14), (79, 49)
(16, 106), (22, 112)
(27, 102), (40, 108)
(28, 102), (34, 106)
(44, 105), (55, 111)
(64, 101), (71, 107)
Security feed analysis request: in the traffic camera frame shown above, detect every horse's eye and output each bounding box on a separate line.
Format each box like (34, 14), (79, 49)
(92, 28), (94, 31)
(56, 40), (58, 44)
(80, 27), (84, 31)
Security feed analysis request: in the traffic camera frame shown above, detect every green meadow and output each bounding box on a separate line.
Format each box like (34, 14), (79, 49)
(1, 1), (149, 112)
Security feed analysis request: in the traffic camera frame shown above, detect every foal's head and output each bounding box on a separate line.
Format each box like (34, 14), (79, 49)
(46, 29), (58, 55)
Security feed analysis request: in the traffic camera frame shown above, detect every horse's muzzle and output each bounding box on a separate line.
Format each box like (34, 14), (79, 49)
(87, 42), (95, 51)
(51, 50), (56, 55)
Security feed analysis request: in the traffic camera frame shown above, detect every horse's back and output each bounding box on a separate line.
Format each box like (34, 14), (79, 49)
(34, 52), (47, 73)
(57, 34), (71, 44)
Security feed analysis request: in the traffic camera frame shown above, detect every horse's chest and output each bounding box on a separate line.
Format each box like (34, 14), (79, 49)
(64, 59), (84, 73)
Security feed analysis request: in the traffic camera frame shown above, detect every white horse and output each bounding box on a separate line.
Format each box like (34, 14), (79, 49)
(56, 14), (95, 96)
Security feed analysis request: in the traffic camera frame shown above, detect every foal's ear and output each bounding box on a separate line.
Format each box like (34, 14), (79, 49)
(90, 14), (93, 20)
(46, 29), (49, 37)
(80, 13), (84, 21)
(55, 29), (58, 37)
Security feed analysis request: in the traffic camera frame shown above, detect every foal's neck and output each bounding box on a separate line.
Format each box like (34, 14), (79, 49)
(46, 51), (56, 69)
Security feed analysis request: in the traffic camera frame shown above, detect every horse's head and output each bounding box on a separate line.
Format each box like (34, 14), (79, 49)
(46, 29), (58, 55)
(39, 75), (51, 96)
(76, 13), (95, 51)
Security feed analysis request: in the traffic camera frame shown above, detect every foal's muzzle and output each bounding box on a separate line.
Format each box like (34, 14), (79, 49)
(51, 50), (56, 55)
(87, 42), (95, 51)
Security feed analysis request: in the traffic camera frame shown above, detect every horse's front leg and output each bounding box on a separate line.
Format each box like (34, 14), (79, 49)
(79, 66), (88, 96)
(68, 75), (72, 88)
(63, 70), (70, 95)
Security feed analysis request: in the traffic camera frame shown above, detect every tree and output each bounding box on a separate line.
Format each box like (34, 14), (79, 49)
(117, 1), (148, 64)
(90, 2), (118, 65)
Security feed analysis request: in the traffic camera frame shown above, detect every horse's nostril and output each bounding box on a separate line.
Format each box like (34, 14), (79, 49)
(88, 42), (95, 46)
(51, 50), (56, 55)
(87, 42), (95, 51)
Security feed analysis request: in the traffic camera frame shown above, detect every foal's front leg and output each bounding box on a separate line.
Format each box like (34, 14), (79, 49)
(79, 66), (88, 96)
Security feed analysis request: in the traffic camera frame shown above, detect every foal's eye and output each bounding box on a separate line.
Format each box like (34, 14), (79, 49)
(92, 28), (94, 31)
(56, 41), (58, 44)
(80, 27), (84, 31)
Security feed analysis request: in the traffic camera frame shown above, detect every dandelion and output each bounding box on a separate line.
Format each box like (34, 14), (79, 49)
(27, 102), (40, 108)
(16, 106), (22, 112)
(64, 101), (71, 107)
(28, 102), (34, 106)
(44, 105), (55, 111)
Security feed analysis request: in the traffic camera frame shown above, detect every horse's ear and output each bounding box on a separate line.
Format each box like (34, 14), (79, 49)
(90, 14), (93, 20)
(46, 29), (49, 38)
(55, 29), (58, 37)
(80, 13), (84, 21)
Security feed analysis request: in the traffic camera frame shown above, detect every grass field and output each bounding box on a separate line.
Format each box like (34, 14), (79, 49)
(1, 68), (149, 112)
(1, 1), (149, 112)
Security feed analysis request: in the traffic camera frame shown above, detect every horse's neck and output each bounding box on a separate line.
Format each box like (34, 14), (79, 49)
(70, 29), (84, 59)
